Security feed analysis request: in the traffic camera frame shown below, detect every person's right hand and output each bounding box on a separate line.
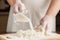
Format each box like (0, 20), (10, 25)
(7, 0), (16, 6)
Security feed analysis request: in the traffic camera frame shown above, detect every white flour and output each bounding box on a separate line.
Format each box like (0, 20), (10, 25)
(0, 30), (60, 40)
(13, 0), (35, 31)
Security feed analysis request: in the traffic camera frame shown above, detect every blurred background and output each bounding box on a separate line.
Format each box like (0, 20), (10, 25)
(0, 0), (60, 34)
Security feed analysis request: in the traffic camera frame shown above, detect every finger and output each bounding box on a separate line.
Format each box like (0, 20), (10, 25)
(34, 24), (42, 32)
(44, 24), (48, 35)
(12, 7), (17, 14)
(34, 27), (42, 32)
(18, 4), (22, 12)
(40, 18), (44, 24)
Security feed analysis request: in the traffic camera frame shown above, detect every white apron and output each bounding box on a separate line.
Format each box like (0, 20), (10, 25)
(7, 0), (56, 32)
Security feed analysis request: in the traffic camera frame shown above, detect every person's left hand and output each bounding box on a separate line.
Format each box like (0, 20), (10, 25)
(34, 15), (51, 35)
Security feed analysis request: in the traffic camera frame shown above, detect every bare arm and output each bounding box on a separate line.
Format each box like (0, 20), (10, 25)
(38, 0), (60, 33)
(45, 0), (60, 18)
(7, 0), (16, 6)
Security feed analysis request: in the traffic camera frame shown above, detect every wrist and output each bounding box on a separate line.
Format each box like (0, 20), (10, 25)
(44, 15), (54, 20)
(43, 15), (52, 21)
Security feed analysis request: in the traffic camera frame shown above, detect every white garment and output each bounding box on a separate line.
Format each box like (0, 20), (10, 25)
(7, 0), (56, 32)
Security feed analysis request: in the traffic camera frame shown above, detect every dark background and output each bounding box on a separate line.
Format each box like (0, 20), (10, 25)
(56, 11), (60, 33)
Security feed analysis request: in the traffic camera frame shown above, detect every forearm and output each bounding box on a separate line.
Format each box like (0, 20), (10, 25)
(45, 0), (60, 18)
(7, 0), (16, 6)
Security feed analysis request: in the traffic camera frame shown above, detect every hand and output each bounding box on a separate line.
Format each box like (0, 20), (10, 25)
(39, 16), (48, 35)
(34, 17), (48, 33)
(7, 0), (16, 6)
(12, 4), (21, 14)
(34, 15), (51, 35)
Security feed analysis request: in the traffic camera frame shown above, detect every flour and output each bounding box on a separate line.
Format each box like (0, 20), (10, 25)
(12, 0), (47, 34)
(0, 30), (60, 40)
(13, 0), (35, 32)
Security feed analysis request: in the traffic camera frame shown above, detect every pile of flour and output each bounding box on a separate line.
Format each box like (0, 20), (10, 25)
(0, 30), (60, 40)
